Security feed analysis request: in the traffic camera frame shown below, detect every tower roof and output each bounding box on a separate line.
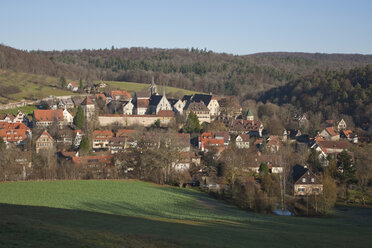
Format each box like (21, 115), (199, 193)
(247, 109), (253, 116)
(81, 96), (93, 105)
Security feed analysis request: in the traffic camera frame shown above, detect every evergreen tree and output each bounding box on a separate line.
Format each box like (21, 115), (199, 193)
(182, 111), (200, 133)
(0, 137), (5, 150)
(259, 163), (269, 175)
(79, 78), (84, 90)
(60, 75), (66, 89)
(74, 105), (85, 130)
(307, 149), (322, 172)
(337, 150), (355, 183)
(79, 136), (90, 153)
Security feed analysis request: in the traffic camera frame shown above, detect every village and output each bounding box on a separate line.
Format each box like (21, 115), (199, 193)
(0, 77), (363, 205)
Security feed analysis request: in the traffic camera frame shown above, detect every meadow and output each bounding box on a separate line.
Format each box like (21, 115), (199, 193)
(0, 180), (371, 248)
(0, 70), (77, 103)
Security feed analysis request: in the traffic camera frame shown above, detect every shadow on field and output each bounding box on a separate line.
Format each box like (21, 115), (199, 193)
(1, 202), (372, 248)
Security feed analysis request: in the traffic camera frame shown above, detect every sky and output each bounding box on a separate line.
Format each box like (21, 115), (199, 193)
(0, 0), (371, 55)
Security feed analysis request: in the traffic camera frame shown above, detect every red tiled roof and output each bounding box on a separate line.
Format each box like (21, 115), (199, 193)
(34, 109), (63, 121)
(238, 134), (250, 142)
(69, 81), (78, 87)
(81, 96), (93, 105)
(137, 99), (149, 108)
(37, 130), (55, 142)
(0, 122), (31, 142)
(157, 110), (174, 117)
(318, 140), (351, 150)
(116, 129), (135, 138)
(110, 90), (131, 99)
(95, 93), (107, 101)
(72, 155), (113, 165)
(325, 127), (338, 137)
(93, 130), (113, 139)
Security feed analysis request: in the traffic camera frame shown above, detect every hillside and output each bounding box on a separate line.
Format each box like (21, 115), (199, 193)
(0, 180), (372, 248)
(259, 65), (372, 126)
(0, 70), (77, 103)
(1, 44), (372, 99)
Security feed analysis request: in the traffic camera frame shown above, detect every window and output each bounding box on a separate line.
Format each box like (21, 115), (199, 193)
(302, 178), (306, 183)
(311, 178), (315, 183)
(313, 188), (319, 193)
(298, 188), (305, 192)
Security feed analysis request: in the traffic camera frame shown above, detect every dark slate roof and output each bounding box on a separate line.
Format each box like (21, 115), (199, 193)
(149, 95), (164, 106)
(191, 94), (213, 106)
(168, 98), (179, 106)
(292, 164), (308, 182)
(182, 95), (192, 102)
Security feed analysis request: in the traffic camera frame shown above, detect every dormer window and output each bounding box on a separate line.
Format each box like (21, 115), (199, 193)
(302, 178), (306, 183)
(311, 178), (315, 182)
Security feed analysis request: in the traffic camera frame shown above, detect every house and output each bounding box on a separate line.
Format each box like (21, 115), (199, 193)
(176, 133), (191, 152)
(319, 127), (340, 141)
(116, 129), (136, 148)
(93, 130), (114, 150)
(235, 134), (250, 149)
(81, 97), (95, 120)
(0, 114), (15, 123)
(135, 99), (149, 115)
(13, 110), (27, 124)
(312, 140), (352, 166)
(288, 129), (302, 140)
(336, 119), (347, 131)
(67, 81), (79, 92)
(149, 94), (172, 114)
(95, 93), (108, 104)
(185, 102), (211, 124)
(122, 100), (134, 115)
(229, 119), (264, 137)
(58, 98), (75, 109)
(72, 97), (85, 108)
(33, 109), (63, 127)
(107, 137), (127, 154)
(186, 94), (220, 117)
(198, 132), (229, 152)
(292, 164), (323, 196)
(72, 154), (113, 167)
(266, 136), (282, 153)
(172, 152), (192, 171)
(256, 155), (283, 173)
(341, 129), (358, 143)
(0, 122), (31, 146)
(168, 99), (185, 115)
(110, 90), (131, 101)
(35, 130), (55, 153)
(39, 98), (58, 109)
(73, 130), (84, 148)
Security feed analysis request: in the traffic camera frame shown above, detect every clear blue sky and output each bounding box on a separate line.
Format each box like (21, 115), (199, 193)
(1, 0), (371, 55)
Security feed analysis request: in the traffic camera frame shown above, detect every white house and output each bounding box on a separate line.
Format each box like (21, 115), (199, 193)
(149, 95), (172, 114)
(122, 100), (134, 115)
(67, 82), (79, 92)
(235, 134), (250, 148)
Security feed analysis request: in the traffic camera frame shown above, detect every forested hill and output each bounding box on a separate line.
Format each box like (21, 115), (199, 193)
(1, 44), (372, 98)
(259, 65), (372, 126)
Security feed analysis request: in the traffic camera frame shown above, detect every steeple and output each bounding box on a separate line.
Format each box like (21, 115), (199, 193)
(150, 76), (157, 95)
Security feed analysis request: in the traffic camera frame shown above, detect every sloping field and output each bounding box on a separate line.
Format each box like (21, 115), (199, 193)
(0, 180), (371, 248)
(0, 70), (77, 103)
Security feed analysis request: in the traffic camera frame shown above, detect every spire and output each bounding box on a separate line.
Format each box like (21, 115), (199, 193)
(163, 83), (166, 97)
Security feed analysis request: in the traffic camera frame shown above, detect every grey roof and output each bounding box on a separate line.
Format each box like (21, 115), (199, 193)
(292, 164), (308, 182)
(149, 95), (165, 106)
(186, 102), (209, 112)
(190, 94), (213, 106)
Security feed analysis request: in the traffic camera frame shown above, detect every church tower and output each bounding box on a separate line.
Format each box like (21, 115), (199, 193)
(149, 76), (158, 95)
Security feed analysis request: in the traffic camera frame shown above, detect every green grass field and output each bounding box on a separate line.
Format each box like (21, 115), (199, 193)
(0, 70), (77, 103)
(0, 105), (37, 115)
(0, 180), (371, 248)
(99, 80), (197, 96)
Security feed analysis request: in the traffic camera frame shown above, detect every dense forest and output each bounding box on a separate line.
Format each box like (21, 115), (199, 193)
(1, 44), (372, 98)
(260, 65), (372, 126)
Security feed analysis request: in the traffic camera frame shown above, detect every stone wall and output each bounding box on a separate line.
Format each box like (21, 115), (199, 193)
(98, 114), (174, 127)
